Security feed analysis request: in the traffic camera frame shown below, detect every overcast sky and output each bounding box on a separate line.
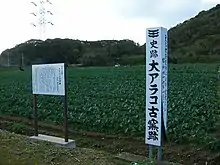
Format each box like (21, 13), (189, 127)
(0, 0), (219, 54)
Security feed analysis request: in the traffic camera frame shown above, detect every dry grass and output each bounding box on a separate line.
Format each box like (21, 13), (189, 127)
(0, 130), (128, 165)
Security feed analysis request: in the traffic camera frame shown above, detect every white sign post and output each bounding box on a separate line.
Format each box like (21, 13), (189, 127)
(145, 27), (168, 161)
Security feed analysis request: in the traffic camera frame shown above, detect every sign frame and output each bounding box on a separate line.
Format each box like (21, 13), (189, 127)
(32, 63), (69, 142)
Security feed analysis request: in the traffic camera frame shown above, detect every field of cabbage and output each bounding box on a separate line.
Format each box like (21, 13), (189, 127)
(0, 64), (219, 146)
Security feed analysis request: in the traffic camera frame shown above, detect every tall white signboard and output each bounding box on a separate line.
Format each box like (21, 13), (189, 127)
(145, 27), (168, 147)
(32, 63), (65, 96)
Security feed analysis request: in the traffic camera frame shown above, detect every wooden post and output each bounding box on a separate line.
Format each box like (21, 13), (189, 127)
(33, 94), (38, 136)
(64, 63), (68, 142)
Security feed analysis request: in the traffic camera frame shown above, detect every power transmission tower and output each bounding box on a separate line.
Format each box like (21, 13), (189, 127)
(30, 0), (54, 40)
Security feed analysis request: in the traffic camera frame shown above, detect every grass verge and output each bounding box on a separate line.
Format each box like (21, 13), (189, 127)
(0, 130), (128, 165)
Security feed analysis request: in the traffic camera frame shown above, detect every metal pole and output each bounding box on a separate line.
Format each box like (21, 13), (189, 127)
(7, 52), (10, 67)
(158, 106), (164, 162)
(64, 64), (68, 142)
(157, 146), (162, 161)
(22, 53), (24, 66)
(33, 94), (38, 136)
(149, 145), (153, 159)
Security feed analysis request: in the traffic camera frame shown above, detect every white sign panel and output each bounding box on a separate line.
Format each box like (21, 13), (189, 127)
(145, 27), (168, 146)
(32, 63), (65, 96)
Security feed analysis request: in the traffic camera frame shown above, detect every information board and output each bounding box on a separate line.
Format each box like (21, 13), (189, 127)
(32, 63), (65, 96)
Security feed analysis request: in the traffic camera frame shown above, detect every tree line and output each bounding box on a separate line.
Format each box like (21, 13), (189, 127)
(1, 4), (220, 67)
(0, 39), (146, 67)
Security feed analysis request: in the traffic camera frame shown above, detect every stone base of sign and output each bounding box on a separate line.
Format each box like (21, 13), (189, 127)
(29, 134), (76, 149)
(115, 152), (182, 165)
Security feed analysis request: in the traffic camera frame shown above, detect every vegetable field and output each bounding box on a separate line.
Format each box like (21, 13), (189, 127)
(0, 64), (219, 147)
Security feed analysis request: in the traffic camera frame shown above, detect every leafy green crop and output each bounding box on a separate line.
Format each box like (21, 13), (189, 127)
(0, 64), (219, 147)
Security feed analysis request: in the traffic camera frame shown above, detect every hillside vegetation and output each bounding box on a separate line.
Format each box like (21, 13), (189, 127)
(168, 4), (220, 62)
(1, 4), (220, 66)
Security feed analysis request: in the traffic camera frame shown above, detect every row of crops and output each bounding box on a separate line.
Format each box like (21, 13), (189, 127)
(0, 64), (219, 147)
